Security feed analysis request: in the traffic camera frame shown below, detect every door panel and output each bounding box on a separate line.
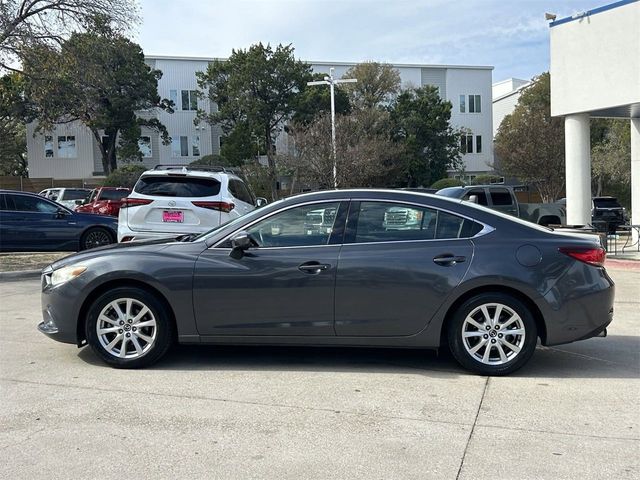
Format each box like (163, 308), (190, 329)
(193, 246), (340, 335)
(334, 240), (473, 336)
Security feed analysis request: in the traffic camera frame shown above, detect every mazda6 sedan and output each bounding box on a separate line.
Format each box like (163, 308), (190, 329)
(38, 189), (615, 375)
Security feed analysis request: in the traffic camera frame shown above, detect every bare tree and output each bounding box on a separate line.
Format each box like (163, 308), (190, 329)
(286, 109), (402, 189)
(0, 0), (138, 71)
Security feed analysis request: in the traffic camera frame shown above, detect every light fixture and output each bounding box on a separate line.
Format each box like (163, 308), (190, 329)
(545, 12), (557, 21)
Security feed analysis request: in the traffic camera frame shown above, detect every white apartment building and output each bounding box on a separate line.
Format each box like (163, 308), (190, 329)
(26, 56), (494, 180)
(492, 78), (531, 137)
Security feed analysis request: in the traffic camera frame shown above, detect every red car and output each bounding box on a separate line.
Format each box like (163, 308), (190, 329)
(75, 187), (131, 217)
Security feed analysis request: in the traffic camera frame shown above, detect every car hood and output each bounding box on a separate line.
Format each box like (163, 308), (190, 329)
(48, 236), (198, 270)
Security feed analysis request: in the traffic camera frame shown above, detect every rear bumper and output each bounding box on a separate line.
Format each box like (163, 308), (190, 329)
(538, 265), (615, 346)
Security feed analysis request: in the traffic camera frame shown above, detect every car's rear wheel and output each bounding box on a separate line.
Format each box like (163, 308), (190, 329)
(80, 227), (114, 250)
(85, 287), (173, 368)
(447, 293), (537, 375)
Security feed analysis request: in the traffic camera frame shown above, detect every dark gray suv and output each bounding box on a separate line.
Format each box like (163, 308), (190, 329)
(38, 189), (614, 375)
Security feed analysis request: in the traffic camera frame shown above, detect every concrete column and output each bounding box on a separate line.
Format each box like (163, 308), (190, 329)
(565, 113), (592, 226)
(631, 118), (640, 243)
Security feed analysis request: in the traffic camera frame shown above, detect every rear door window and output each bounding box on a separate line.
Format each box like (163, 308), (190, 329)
(228, 179), (255, 205)
(61, 189), (89, 200)
(350, 201), (484, 243)
(489, 189), (513, 206)
(134, 176), (221, 197)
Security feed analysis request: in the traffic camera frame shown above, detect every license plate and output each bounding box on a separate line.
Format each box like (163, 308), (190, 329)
(162, 211), (184, 223)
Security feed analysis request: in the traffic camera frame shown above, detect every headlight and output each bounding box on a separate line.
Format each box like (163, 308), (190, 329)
(51, 265), (87, 287)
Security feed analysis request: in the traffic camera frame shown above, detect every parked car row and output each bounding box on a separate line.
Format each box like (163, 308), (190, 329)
(1, 165), (266, 252)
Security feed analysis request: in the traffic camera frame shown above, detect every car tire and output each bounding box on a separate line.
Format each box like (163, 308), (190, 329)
(85, 287), (173, 368)
(80, 227), (114, 250)
(447, 293), (537, 376)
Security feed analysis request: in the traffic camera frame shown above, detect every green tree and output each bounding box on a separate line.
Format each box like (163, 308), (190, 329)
(102, 163), (146, 188)
(292, 72), (351, 126)
(591, 119), (631, 205)
(430, 178), (464, 189)
(23, 17), (172, 175)
(494, 72), (565, 203)
(0, 72), (32, 176)
(392, 86), (461, 187)
(196, 43), (312, 200)
(343, 62), (401, 110)
(287, 109), (401, 189)
(1, 0), (138, 72)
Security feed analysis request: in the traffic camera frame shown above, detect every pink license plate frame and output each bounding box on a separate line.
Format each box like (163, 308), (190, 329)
(162, 210), (184, 223)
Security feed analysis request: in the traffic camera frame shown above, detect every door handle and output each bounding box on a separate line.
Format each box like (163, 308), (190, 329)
(433, 254), (466, 266)
(298, 262), (330, 274)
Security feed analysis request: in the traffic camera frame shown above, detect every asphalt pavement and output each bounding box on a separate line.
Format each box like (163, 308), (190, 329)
(0, 267), (638, 479)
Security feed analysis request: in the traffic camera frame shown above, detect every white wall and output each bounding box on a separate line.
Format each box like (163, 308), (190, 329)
(550, 1), (640, 116)
(447, 68), (494, 173)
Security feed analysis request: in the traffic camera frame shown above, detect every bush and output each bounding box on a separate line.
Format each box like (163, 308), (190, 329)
(470, 174), (502, 185)
(430, 177), (464, 189)
(103, 164), (148, 189)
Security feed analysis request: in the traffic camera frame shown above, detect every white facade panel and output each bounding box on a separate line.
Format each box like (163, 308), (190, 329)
(550, 0), (640, 116)
(27, 121), (97, 179)
(446, 68), (494, 173)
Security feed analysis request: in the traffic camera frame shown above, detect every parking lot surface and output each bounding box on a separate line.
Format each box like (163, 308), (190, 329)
(1, 267), (638, 479)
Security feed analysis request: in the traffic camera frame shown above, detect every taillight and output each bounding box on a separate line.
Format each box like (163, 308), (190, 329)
(559, 247), (606, 267)
(121, 198), (153, 208)
(191, 201), (235, 213)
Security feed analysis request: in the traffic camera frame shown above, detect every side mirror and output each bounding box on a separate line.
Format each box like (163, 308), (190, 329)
(229, 231), (252, 259)
(54, 208), (68, 219)
(75, 199), (84, 205)
(255, 197), (268, 208)
(468, 195), (479, 204)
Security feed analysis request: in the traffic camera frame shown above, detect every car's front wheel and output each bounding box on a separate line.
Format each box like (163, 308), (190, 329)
(447, 293), (538, 375)
(85, 287), (173, 368)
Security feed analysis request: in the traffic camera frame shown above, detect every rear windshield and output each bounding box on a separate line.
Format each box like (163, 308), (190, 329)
(100, 189), (129, 201)
(593, 198), (621, 208)
(134, 175), (221, 197)
(61, 189), (90, 200)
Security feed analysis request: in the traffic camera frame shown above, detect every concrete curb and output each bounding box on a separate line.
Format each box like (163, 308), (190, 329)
(0, 269), (42, 281)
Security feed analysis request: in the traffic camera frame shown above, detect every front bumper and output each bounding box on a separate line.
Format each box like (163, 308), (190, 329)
(39, 271), (84, 345)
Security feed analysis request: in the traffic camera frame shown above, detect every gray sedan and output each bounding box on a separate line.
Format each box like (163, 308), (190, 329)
(38, 189), (615, 375)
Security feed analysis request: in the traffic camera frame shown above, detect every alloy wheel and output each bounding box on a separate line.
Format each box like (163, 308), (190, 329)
(96, 298), (157, 359)
(461, 302), (526, 365)
(84, 229), (112, 249)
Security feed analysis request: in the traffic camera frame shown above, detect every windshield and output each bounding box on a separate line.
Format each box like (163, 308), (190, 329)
(436, 187), (465, 198)
(593, 198), (621, 208)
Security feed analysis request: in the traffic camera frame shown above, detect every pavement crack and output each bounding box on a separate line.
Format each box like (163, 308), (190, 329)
(476, 423), (639, 442)
(455, 375), (489, 480)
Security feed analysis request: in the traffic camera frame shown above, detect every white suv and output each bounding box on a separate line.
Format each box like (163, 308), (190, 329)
(118, 165), (264, 242)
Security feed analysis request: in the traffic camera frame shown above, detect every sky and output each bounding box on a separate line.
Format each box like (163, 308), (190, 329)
(135, 0), (606, 83)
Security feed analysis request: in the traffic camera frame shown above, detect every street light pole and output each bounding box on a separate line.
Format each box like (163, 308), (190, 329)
(307, 67), (357, 188)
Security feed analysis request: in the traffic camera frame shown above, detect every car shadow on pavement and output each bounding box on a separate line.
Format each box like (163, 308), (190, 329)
(77, 335), (639, 379)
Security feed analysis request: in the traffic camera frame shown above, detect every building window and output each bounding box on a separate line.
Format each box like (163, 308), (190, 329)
(459, 95), (465, 113)
(171, 137), (185, 157)
(460, 134), (473, 154)
(468, 94), (481, 113)
(139, 136), (152, 158)
(169, 90), (178, 109)
(57, 135), (76, 158)
(44, 135), (54, 158)
(192, 136), (200, 156)
(476, 135), (482, 153)
(181, 90), (197, 111)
